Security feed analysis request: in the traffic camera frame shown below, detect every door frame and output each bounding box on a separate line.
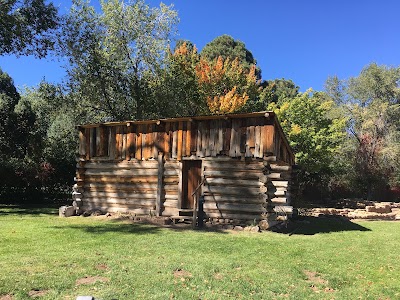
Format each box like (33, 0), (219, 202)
(178, 159), (203, 209)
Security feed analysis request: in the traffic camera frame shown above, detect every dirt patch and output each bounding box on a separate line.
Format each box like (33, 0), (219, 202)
(304, 270), (336, 293)
(28, 290), (49, 298)
(173, 269), (192, 279)
(75, 276), (110, 286)
(95, 264), (109, 271)
(304, 270), (328, 285)
(213, 273), (223, 280)
(0, 295), (14, 300)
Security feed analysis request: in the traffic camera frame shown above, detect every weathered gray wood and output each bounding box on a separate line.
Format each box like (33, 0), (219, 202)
(162, 199), (178, 208)
(203, 185), (261, 196)
(269, 163), (292, 171)
(203, 170), (263, 179)
(81, 205), (154, 215)
(156, 153), (163, 216)
(85, 161), (158, 169)
(205, 178), (263, 187)
(83, 191), (156, 198)
(85, 169), (158, 176)
(83, 198), (156, 206)
(177, 161), (183, 209)
(204, 194), (268, 203)
(172, 130), (177, 158)
(270, 180), (289, 187)
(204, 211), (262, 220)
(204, 202), (265, 213)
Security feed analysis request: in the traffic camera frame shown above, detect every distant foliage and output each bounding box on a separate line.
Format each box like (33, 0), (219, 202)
(326, 63), (400, 199)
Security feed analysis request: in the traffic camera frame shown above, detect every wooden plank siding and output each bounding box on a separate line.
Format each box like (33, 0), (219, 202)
(77, 112), (294, 164)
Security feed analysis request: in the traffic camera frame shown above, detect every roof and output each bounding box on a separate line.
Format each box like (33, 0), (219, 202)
(77, 111), (275, 128)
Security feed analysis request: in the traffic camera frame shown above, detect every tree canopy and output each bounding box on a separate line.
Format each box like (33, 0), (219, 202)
(201, 35), (261, 79)
(0, 0), (59, 57)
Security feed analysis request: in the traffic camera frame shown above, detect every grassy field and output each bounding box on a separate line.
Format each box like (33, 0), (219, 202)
(1, 206), (399, 300)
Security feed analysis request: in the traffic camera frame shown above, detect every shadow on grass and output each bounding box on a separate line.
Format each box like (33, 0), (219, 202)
(271, 215), (371, 235)
(0, 204), (57, 216)
(52, 217), (228, 235)
(52, 221), (163, 235)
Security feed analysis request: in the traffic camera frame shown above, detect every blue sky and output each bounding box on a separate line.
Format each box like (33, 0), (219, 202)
(1, 0), (399, 92)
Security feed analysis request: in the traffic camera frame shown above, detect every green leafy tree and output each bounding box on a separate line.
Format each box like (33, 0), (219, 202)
(0, 0), (59, 57)
(269, 90), (347, 197)
(201, 34), (261, 79)
(326, 63), (400, 199)
(149, 41), (207, 117)
(60, 0), (179, 121)
(259, 78), (299, 106)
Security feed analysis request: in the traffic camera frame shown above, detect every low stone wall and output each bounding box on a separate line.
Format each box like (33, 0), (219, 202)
(307, 202), (400, 220)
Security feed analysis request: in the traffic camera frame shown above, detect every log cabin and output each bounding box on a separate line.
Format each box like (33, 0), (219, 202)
(73, 111), (295, 226)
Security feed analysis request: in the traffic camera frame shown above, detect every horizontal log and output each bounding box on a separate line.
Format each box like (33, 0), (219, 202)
(81, 205), (155, 215)
(204, 171), (263, 179)
(204, 194), (267, 203)
(266, 173), (291, 180)
(83, 198), (156, 206)
(204, 186), (262, 196)
(85, 182), (157, 190)
(273, 206), (293, 213)
(203, 203), (265, 213)
(269, 164), (292, 171)
(204, 212), (262, 220)
(164, 195), (178, 200)
(263, 156), (277, 162)
(85, 175), (158, 184)
(161, 207), (179, 217)
(85, 169), (158, 176)
(206, 178), (263, 187)
(270, 180), (289, 187)
(270, 198), (288, 205)
(267, 190), (289, 197)
(83, 191), (156, 199)
(203, 163), (263, 171)
(162, 200), (178, 208)
(85, 161), (158, 169)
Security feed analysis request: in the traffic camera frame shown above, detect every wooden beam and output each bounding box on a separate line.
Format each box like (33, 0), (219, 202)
(177, 121), (183, 161)
(186, 121), (191, 156)
(136, 124), (142, 160)
(156, 152), (164, 217)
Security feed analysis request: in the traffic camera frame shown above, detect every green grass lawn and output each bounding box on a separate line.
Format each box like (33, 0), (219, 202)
(1, 206), (399, 300)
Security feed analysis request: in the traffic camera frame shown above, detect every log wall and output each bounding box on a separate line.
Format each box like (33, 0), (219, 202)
(74, 112), (296, 221)
(79, 160), (159, 214)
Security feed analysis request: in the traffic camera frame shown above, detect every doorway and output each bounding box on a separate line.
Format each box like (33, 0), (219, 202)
(182, 160), (202, 209)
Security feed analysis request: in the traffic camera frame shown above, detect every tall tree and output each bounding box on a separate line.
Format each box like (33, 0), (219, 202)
(196, 56), (259, 114)
(149, 41), (207, 117)
(0, 0), (59, 57)
(201, 34), (261, 79)
(269, 90), (347, 197)
(61, 0), (178, 121)
(326, 63), (400, 198)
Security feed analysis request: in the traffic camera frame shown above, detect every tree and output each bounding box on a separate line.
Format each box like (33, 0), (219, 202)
(148, 41), (207, 117)
(201, 35), (261, 79)
(196, 56), (259, 114)
(269, 90), (347, 197)
(326, 63), (400, 199)
(259, 78), (299, 106)
(60, 0), (179, 121)
(0, 0), (59, 57)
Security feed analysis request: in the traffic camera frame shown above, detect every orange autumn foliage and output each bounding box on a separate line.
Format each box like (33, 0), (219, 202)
(195, 56), (258, 114)
(207, 86), (249, 114)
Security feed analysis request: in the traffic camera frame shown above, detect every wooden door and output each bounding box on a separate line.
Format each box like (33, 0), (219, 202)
(182, 160), (202, 209)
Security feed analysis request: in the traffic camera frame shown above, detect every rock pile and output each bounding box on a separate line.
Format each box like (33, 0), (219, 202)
(309, 202), (400, 220)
